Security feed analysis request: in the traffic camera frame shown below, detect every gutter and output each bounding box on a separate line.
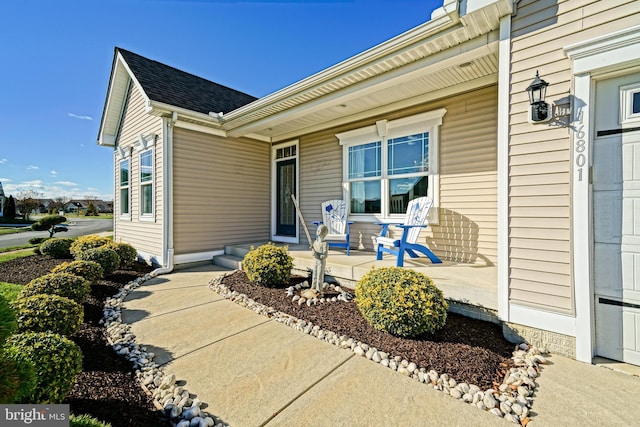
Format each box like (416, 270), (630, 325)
(149, 111), (178, 277)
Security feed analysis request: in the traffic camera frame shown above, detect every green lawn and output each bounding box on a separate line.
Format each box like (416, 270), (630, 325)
(0, 250), (31, 299)
(0, 249), (36, 262)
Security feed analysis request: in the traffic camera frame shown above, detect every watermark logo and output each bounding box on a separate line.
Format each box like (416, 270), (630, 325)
(1, 405), (69, 426)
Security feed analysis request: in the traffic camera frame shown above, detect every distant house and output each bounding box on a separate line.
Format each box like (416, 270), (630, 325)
(65, 199), (113, 214)
(97, 0), (640, 367)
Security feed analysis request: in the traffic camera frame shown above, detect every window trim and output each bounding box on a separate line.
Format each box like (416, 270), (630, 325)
(620, 82), (640, 125)
(118, 157), (131, 220)
(138, 148), (155, 221)
(337, 108), (445, 223)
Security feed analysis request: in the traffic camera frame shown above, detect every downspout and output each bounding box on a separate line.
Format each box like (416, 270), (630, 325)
(150, 111), (177, 277)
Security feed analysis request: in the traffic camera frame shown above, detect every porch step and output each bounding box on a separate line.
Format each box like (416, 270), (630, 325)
(212, 254), (243, 270)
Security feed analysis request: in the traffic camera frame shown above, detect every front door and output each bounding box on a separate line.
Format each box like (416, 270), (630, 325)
(593, 72), (640, 365)
(276, 158), (296, 237)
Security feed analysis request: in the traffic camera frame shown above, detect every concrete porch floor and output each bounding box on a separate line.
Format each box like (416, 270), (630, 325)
(224, 242), (498, 322)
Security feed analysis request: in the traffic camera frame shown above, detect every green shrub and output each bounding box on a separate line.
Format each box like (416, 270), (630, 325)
(355, 267), (448, 338)
(76, 247), (121, 276)
(70, 414), (112, 427)
(4, 331), (82, 403)
(51, 260), (104, 284)
(0, 294), (16, 343)
(0, 349), (37, 404)
(105, 241), (137, 268)
(0, 283), (23, 303)
(242, 242), (293, 287)
(70, 235), (111, 258)
(31, 215), (67, 238)
(12, 294), (83, 336)
(20, 272), (90, 304)
(40, 237), (74, 259)
(28, 237), (49, 245)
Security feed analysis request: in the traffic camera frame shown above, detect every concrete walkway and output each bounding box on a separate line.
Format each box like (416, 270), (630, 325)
(121, 265), (640, 426)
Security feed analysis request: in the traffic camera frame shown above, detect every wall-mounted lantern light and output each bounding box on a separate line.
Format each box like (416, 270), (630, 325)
(526, 70), (551, 123)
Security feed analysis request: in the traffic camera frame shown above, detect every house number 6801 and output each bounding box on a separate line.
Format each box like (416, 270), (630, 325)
(575, 124), (586, 182)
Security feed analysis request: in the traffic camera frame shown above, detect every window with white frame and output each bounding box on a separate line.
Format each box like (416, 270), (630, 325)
(139, 149), (154, 217)
(119, 159), (130, 217)
(337, 108), (446, 219)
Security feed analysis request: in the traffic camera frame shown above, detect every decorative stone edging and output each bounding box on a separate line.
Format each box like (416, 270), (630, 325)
(209, 270), (548, 426)
(101, 272), (225, 427)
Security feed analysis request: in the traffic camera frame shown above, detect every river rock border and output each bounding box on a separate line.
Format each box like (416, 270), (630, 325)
(101, 272), (226, 427)
(209, 270), (548, 426)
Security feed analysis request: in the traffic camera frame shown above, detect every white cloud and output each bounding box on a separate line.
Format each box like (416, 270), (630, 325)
(50, 170), (58, 177)
(68, 113), (93, 121)
(0, 158), (7, 164)
(55, 181), (79, 187)
(27, 165), (39, 170)
(0, 178), (12, 182)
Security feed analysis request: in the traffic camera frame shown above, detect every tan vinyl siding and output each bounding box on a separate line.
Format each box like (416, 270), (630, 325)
(297, 86), (498, 264)
(113, 84), (164, 260)
(509, 0), (640, 314)
(298, 131), (343, 247)
(173, 127), (270, 254)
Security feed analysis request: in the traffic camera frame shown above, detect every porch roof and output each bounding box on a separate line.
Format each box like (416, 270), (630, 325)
(221, 0), (513, 142)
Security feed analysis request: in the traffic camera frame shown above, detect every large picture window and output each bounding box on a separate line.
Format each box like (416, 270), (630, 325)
(337, 109), (445, 219)
(119, 159), (130, 217)
(139, 149), (154, 218)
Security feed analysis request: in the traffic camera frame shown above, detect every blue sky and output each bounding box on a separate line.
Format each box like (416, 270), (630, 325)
(0, 0), (441, 201)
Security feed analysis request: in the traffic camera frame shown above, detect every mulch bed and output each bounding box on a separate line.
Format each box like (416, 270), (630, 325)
(0, 253), (170, 426)
(221, 270), (515, 390)
(1, 254), (516, 424)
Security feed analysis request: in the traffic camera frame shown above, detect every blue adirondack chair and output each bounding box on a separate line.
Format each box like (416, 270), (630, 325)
(313, 200), (353, 255)
(375, 196), (442, 267)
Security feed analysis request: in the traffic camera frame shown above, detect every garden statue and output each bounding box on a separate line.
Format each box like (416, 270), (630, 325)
(311, 224), (329, 295)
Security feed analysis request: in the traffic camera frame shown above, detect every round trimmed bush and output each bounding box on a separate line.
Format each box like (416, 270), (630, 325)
(70, 235), (112, 258)
(0, 349), (37, 404)
(51, 260), (104, 284)
(28, 237), (49, 245)
(242, 242), (293, 287)
(20, 272), (90, 304)
(4, 331), (82, 403)
(12, 294), (83, 336)
(355, 267), (448, 338)
(105, 242), (137, 268)
(76, 247), (121, 276)
(40, 237), (74, 259)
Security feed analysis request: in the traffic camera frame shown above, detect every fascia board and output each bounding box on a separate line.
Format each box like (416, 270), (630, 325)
(227, 34), (498, 138)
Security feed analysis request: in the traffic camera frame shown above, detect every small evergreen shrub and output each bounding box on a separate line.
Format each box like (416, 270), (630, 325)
(70, 414), (112, 427)
(31, 215), (67, 238)
(242, 242), (293, 287)
(105, 241), (138, 268)
(0, 350), (37, 404)
(4, 331), (82, 403)
(51, 260), (104, 284)
(12, 294), (83, 336)
(20, 272), (90, 304)
(70, 235), (111, 258)
(40, 237), (74, 259)
(355, 267), (448, 338)
(76, 247), (121, 276)
(28, 237), (49, 245)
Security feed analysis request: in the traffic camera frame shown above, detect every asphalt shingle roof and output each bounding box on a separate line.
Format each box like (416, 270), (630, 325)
(117, 47), (257, 115)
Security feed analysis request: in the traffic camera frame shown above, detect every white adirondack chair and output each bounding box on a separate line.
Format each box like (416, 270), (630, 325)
(313, 200), (353, 255)
(375, 196), (442, 266)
